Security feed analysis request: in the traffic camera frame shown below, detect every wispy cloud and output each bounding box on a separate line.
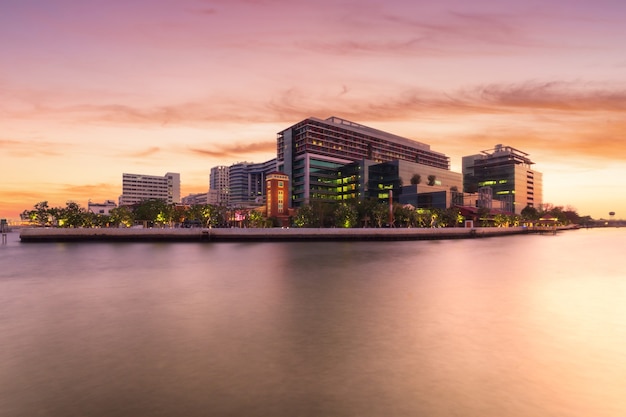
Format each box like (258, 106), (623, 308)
(0, 138), (63, 157)
(126, 146), (161, 158)
(189, 141), (276, 158)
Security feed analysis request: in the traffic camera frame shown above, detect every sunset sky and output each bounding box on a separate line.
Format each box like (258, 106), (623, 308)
(2, 0), (625, 221)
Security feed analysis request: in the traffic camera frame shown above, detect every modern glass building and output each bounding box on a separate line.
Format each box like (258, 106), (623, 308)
(367, 159), (463, 206)
(277, 116), (452, 207)
(462, 144), (543, 214)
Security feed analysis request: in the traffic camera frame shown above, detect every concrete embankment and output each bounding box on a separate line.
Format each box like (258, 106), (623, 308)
(19, 226), (534, 242)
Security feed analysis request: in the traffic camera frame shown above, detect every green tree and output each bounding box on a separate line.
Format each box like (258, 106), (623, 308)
(133, 199), (169, 227)
(410, 174), (421, 185)
(521, 205), (540, 222)
(371, 202), (389, 228)
(293, 204), (319, 228)
(58, 201), (87, 228)
(415, 208), (431, 228)
(334, 203), (358, 228)
(109, 206), (134, 227)
(247, 210), (271, 228)
(30, 201), (51, 226)
(427, 175), (437, 186)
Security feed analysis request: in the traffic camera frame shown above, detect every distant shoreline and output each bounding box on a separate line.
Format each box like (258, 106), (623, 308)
(17, 226), (567, 243)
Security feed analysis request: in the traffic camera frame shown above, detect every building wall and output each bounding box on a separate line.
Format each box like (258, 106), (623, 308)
(368, 159), (463, 205)
(119, 172), (180, 206)
(181, 193), (208, 206)
(88, 200), (117, 215)
(278, 116), (452, 207)
(462, 145), (542, 214)
(266, 172), (289, 218)
(229, 159), (277, 207)
(208, 166), (230, 206)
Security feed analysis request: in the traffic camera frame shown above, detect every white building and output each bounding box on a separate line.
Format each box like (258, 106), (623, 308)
(208, 166), (229, 206)
(119, 172), (181, 206)
(181, 193), (208, 206)
(88, 200), (117, 215)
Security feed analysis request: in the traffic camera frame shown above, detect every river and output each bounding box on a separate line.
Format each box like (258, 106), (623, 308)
(1, 228), (625, 416)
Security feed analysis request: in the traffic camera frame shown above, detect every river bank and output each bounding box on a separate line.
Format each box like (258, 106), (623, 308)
(16, 226), (570, 242)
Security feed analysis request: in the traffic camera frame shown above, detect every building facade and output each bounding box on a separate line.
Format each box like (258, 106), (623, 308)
(462, 144), (543, 214)
(277, 116), (452, 207)
(228, 159), (277, 207)
(366, 159), (463, 204)
(208, 166), (230, 206)
(88, 200), (117, 215)
(119, 172), (180, 206)
(265, 172), (290, 218)
(181, 193), (208, 206)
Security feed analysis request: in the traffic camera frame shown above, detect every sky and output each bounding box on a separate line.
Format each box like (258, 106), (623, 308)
(2, 0), (625, 221)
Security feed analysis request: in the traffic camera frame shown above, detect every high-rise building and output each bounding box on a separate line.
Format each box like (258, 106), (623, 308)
(277, 116), (452, 207)
(229, 159), (277, 207)
(208, 166), (230, 206)
(462, 144), (543, 214)
(119, 172), (180, 206)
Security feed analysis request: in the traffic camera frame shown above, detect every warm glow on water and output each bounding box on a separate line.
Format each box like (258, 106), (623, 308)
(1, 228), (625, 416)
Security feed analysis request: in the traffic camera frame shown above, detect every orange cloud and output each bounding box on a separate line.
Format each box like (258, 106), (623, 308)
(0, 138), (63, 157)
(189, 141), (276, 159)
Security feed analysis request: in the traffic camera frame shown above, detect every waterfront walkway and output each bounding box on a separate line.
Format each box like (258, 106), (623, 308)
(18, 226), (547, 242)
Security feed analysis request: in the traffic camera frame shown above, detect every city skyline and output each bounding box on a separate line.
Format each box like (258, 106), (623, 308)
(2, 0), (625, 220)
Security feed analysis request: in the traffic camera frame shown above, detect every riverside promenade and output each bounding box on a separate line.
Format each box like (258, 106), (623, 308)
(19, 226), (536, 242)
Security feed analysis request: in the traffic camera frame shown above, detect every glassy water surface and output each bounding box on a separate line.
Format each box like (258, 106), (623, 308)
(1, 228), (625, 416)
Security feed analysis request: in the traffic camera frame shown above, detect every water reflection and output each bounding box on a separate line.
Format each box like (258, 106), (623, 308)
(1, 229), (625, 416)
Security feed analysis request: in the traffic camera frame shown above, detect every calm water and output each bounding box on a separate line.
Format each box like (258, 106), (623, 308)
(1, 228), (625, 417)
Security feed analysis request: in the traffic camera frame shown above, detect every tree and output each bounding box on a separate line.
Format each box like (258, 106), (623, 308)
(293, 204), (319, 228)
(521, 205), (540, 222)
(58, 201), (87, 228)
(247, 210), (271, 228)
(334, 203), (358, 228)
(109, 206), (134, 227)
(371, 202), (389, 228)
(427, 175), (437, 186)
(133, 199), (169, 227)
(410, 173), (421, 185)
(31, 201), (51, 226)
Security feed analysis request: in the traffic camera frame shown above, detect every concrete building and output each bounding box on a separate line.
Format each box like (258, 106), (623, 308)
(208, 166), (230, 206)
(229, 159), (277, 207)
(88, 200), (117, 215)
(277, 116), (451, 207)
(181, 193), (208, 206)
(462, 144), (543, 214)
(366, 159), (463, 205)
(119, 172), (180, 206)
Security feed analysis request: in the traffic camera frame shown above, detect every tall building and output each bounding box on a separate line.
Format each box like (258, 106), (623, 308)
(462, 144), (543, 214)
(119, 172), (180, 206)
(277, 116), (452, 207)
(265, 172), (290, 219)
(228, 159), (277, 207)
(208, 166), (230, 206)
